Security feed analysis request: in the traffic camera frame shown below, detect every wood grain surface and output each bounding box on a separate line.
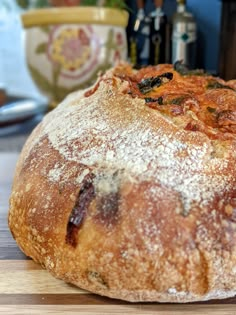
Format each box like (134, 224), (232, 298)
(0, 153), (236, 314)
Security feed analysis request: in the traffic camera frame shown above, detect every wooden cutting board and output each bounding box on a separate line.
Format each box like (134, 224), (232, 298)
(0, 153), (236, 314)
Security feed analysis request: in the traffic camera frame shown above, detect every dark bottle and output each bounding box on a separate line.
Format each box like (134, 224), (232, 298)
(149, 0), (168, 65)
(130, 0), (151, 67)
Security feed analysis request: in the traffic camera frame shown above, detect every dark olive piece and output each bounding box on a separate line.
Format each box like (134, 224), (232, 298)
(137, 72), (173, 94)
(145, 97), (164, 105)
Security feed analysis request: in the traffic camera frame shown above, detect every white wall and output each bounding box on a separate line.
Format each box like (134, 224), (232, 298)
(0, 0), (44, 99)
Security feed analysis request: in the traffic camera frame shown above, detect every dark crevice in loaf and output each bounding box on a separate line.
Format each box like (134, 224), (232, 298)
(66, 173), (95, 247)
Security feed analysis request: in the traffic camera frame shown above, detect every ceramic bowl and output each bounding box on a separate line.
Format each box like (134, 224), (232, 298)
(22, 7), (129, 107)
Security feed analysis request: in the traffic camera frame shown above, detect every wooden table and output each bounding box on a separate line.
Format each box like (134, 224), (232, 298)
(1, 153), (236, 314)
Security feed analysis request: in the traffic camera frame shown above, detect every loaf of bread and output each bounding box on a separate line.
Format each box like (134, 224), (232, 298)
(8, 63), (236, 302)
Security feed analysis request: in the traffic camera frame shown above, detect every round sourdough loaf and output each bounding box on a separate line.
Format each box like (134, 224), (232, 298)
(8, 63), (236, 302)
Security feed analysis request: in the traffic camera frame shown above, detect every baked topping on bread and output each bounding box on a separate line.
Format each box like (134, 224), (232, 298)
(8, 63), (236, 303)
(85, 62), (236, 139)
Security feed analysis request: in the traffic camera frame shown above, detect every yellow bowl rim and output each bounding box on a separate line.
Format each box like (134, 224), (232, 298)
(22, 7), (129, 28)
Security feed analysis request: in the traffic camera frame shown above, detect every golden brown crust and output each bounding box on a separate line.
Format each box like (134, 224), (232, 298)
(8, 64), (236, 302)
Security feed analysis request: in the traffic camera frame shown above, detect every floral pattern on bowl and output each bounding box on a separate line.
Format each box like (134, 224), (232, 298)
(23, 8), (128, 106)
(47, 26), (98, 77)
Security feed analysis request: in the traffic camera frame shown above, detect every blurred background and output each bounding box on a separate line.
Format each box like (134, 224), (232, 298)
(0, 0), (235, 97)
(126, 0), (235, 80)
(0, 0), (235, 150)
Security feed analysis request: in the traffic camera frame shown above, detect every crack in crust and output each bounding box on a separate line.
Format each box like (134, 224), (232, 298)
(66, 173), (95, 247)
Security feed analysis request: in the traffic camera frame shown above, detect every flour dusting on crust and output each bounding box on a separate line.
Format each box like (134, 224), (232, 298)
(38, 78), (236, 214)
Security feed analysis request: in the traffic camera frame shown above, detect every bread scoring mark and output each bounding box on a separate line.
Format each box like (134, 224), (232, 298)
(66, 173), (95, 247)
